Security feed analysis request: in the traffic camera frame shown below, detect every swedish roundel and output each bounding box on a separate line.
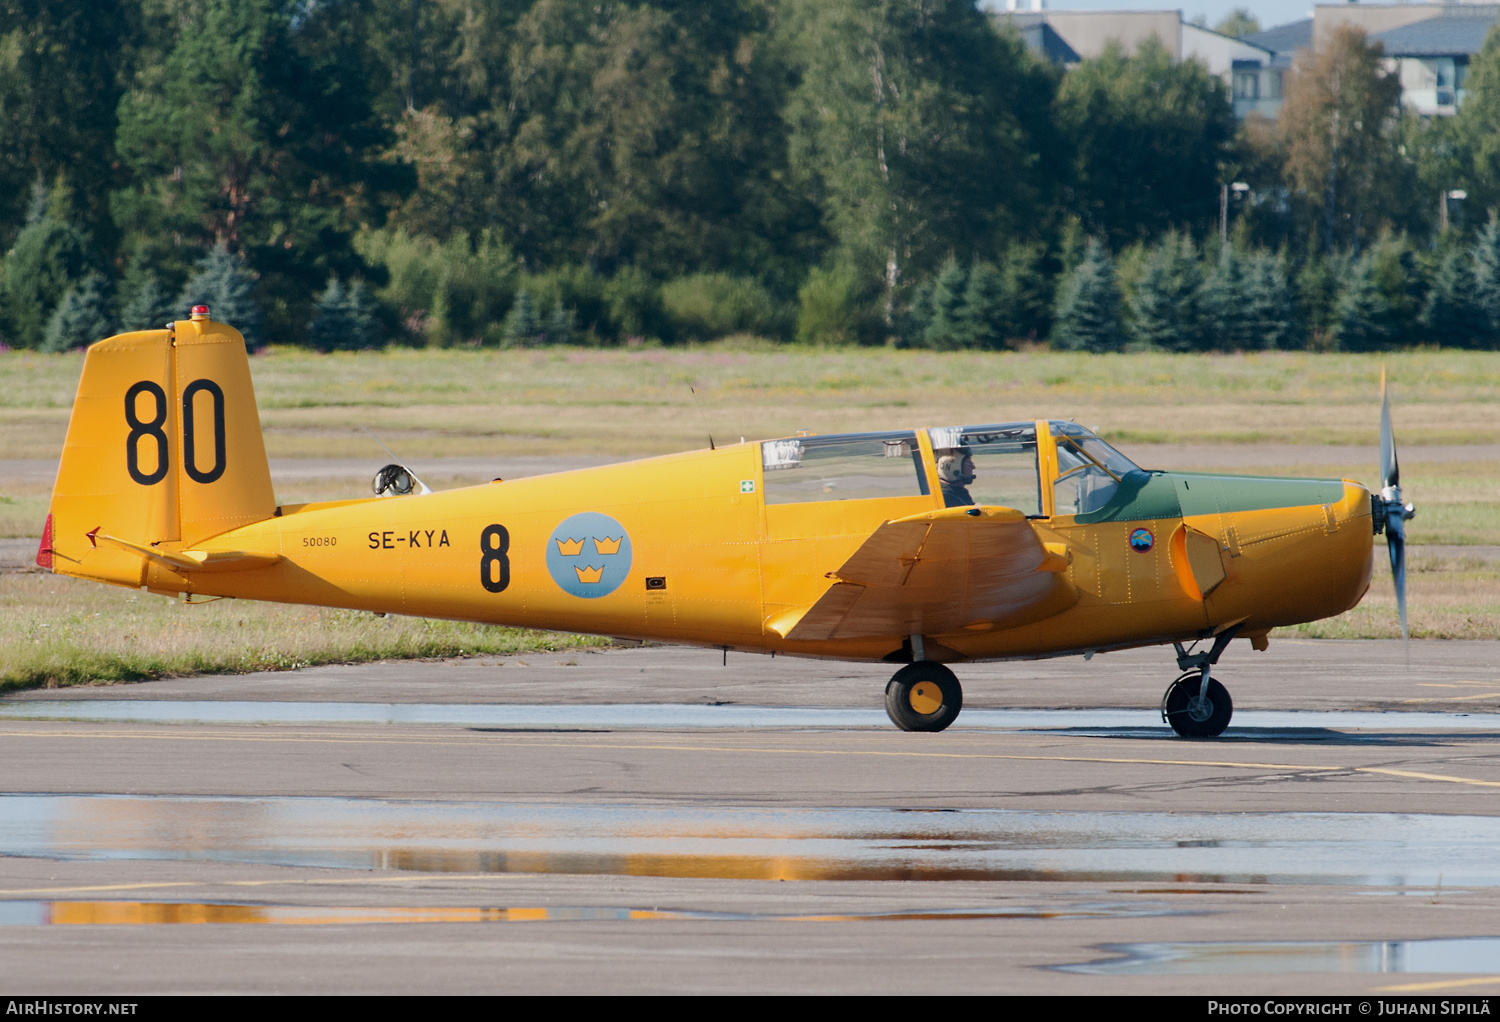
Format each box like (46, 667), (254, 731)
(546, 512), (633, 598)
(1129, 528), (1155, 553)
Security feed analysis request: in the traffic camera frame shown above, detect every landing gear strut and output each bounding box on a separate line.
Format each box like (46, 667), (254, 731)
(1161, 629), (1238, 738)
(885, 661), (963, 732)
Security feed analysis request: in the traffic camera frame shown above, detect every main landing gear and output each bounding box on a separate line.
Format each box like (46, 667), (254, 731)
(885, 661), (963, 732)
(1161, 630), (1238, 738)
(881, 631), (1243, 737)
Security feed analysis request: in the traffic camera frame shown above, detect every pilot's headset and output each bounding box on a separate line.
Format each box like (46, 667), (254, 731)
(936, 447), (974, 485)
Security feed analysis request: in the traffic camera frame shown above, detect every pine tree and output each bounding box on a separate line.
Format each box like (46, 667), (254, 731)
(1296, 249), (1351, 346)
(1333, 253), (1401, 352)
(957, 261), (1007, 350)
(179, 244), (263, 347)
(1422, 247), (1489, 349)
(901, 278), (936, 348)
(1127, 231), (1202, 351)
(309, 277), (382, 352)
(921, 259), (969, 349)
(117, 269), (177, 332)
(1471, 216), (1500, 340)
(1199, 246), (1253, 351)
(0, 183), (96, 348)
(1366, 232), (1426, 347)
(1240, 249), (1297, 350)
(999, 242), (1053, 343)
(40, 273), (112, 352)
(1051, 238), (1125, 353)
(502, 289), (540, 347)
(543, 305), (577, 346)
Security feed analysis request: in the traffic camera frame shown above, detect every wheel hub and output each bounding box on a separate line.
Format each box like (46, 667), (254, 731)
(908, 681), (943, 716)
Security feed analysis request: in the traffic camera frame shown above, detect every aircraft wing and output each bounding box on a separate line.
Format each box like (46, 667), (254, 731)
(773, 506), (1077, 642)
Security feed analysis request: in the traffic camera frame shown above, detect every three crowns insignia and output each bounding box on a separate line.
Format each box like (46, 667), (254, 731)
(557, 533), (624, 585)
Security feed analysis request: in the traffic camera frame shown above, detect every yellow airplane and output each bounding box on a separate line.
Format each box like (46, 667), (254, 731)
(36, 311), (1414, 738)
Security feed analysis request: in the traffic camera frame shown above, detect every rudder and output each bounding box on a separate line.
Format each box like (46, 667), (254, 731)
(47, 314), (275, 588)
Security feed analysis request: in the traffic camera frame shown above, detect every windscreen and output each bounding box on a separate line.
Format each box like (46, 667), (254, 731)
(1050, 421), (1141, 516)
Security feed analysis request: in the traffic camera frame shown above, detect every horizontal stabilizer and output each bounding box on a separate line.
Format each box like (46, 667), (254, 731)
(89, 529), (280, 573)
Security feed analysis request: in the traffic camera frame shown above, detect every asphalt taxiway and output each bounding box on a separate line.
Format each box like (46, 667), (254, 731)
(3, 640), (1500, 994)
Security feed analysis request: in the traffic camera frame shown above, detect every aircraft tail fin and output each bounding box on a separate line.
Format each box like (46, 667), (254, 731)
(47, 314), (275, 588)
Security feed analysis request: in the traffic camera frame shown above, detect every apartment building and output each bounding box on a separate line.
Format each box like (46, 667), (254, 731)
(995, 3), (1500, 119)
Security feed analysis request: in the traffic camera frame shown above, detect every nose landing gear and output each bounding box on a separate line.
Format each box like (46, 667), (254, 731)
(885, 661), (963, 732)
(1162, 629), (1239, 737)
(1162, 672), (1233, 737)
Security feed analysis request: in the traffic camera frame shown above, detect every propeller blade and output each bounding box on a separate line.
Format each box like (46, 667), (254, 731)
(1379, 368), (1411, 655)
(1387, 512), (1408, 648)
(1380, 367), (1400, 494)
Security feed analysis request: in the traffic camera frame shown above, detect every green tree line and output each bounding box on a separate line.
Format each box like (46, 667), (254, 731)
(4, 0), (1500, 351)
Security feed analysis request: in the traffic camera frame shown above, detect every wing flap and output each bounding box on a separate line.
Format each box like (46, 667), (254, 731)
(782, 506), (1078, 642)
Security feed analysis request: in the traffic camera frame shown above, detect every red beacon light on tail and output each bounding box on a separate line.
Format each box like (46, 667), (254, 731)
(190, 305), (210, 321)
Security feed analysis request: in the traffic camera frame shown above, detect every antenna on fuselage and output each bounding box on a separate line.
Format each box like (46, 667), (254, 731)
(360, 426), (433, 496)
(689, 386), (715, 450)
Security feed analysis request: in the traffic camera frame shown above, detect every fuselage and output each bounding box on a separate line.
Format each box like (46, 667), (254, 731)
(87, 419), (1375, 664)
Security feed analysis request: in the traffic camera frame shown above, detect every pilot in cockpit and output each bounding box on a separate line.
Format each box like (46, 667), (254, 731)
(936, 447), (976, 507)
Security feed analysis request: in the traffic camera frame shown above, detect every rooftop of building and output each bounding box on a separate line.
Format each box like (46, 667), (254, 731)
(1371, 13), (1498, 56)
(1243, 18), (1313, 55)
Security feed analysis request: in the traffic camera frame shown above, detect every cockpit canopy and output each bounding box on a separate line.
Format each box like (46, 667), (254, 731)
(760, 420), (1141, 517)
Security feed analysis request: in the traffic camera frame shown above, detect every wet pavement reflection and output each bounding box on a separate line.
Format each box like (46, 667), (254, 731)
(1060, 936), (1500, 975)
(1, 701), (1497, 733)
(5, 795), (1500, 886)
(0, 900), (1173, 926)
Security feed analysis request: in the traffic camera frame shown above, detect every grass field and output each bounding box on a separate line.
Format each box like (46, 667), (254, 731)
(1, 345), (1493, 690)
(0, 571), (608, 692)
(1287, 548), (1500, 640)
(3, 347), (1498, 461)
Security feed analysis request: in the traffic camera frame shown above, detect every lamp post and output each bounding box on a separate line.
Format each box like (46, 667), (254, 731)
(1439, 189), (1468, 233)
(1220, 182), (1250, 245)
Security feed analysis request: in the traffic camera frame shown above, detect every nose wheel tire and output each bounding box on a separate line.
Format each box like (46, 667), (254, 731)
(1161, 672), (1233, 738)
(885, 662), (963, 732)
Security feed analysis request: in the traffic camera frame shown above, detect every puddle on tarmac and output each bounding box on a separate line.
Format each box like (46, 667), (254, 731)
(1060, 936), (1500, 975)
(0, 701), (1494, 733)
(4, 796), (1500, 886)
(0, 900), (1168, 926)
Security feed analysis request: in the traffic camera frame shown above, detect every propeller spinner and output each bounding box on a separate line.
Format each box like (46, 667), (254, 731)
(1373, 369), (1416, 642)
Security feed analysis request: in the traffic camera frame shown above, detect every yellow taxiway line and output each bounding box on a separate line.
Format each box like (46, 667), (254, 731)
(0, 876), (511, 897)
(1374, 975), (1500, 993)
(4, 725), (1500, 788)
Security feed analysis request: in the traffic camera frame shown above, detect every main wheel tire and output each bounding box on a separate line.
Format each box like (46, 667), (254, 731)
(1162, 672), (1233, 738)
(885, 661), (963, 732)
